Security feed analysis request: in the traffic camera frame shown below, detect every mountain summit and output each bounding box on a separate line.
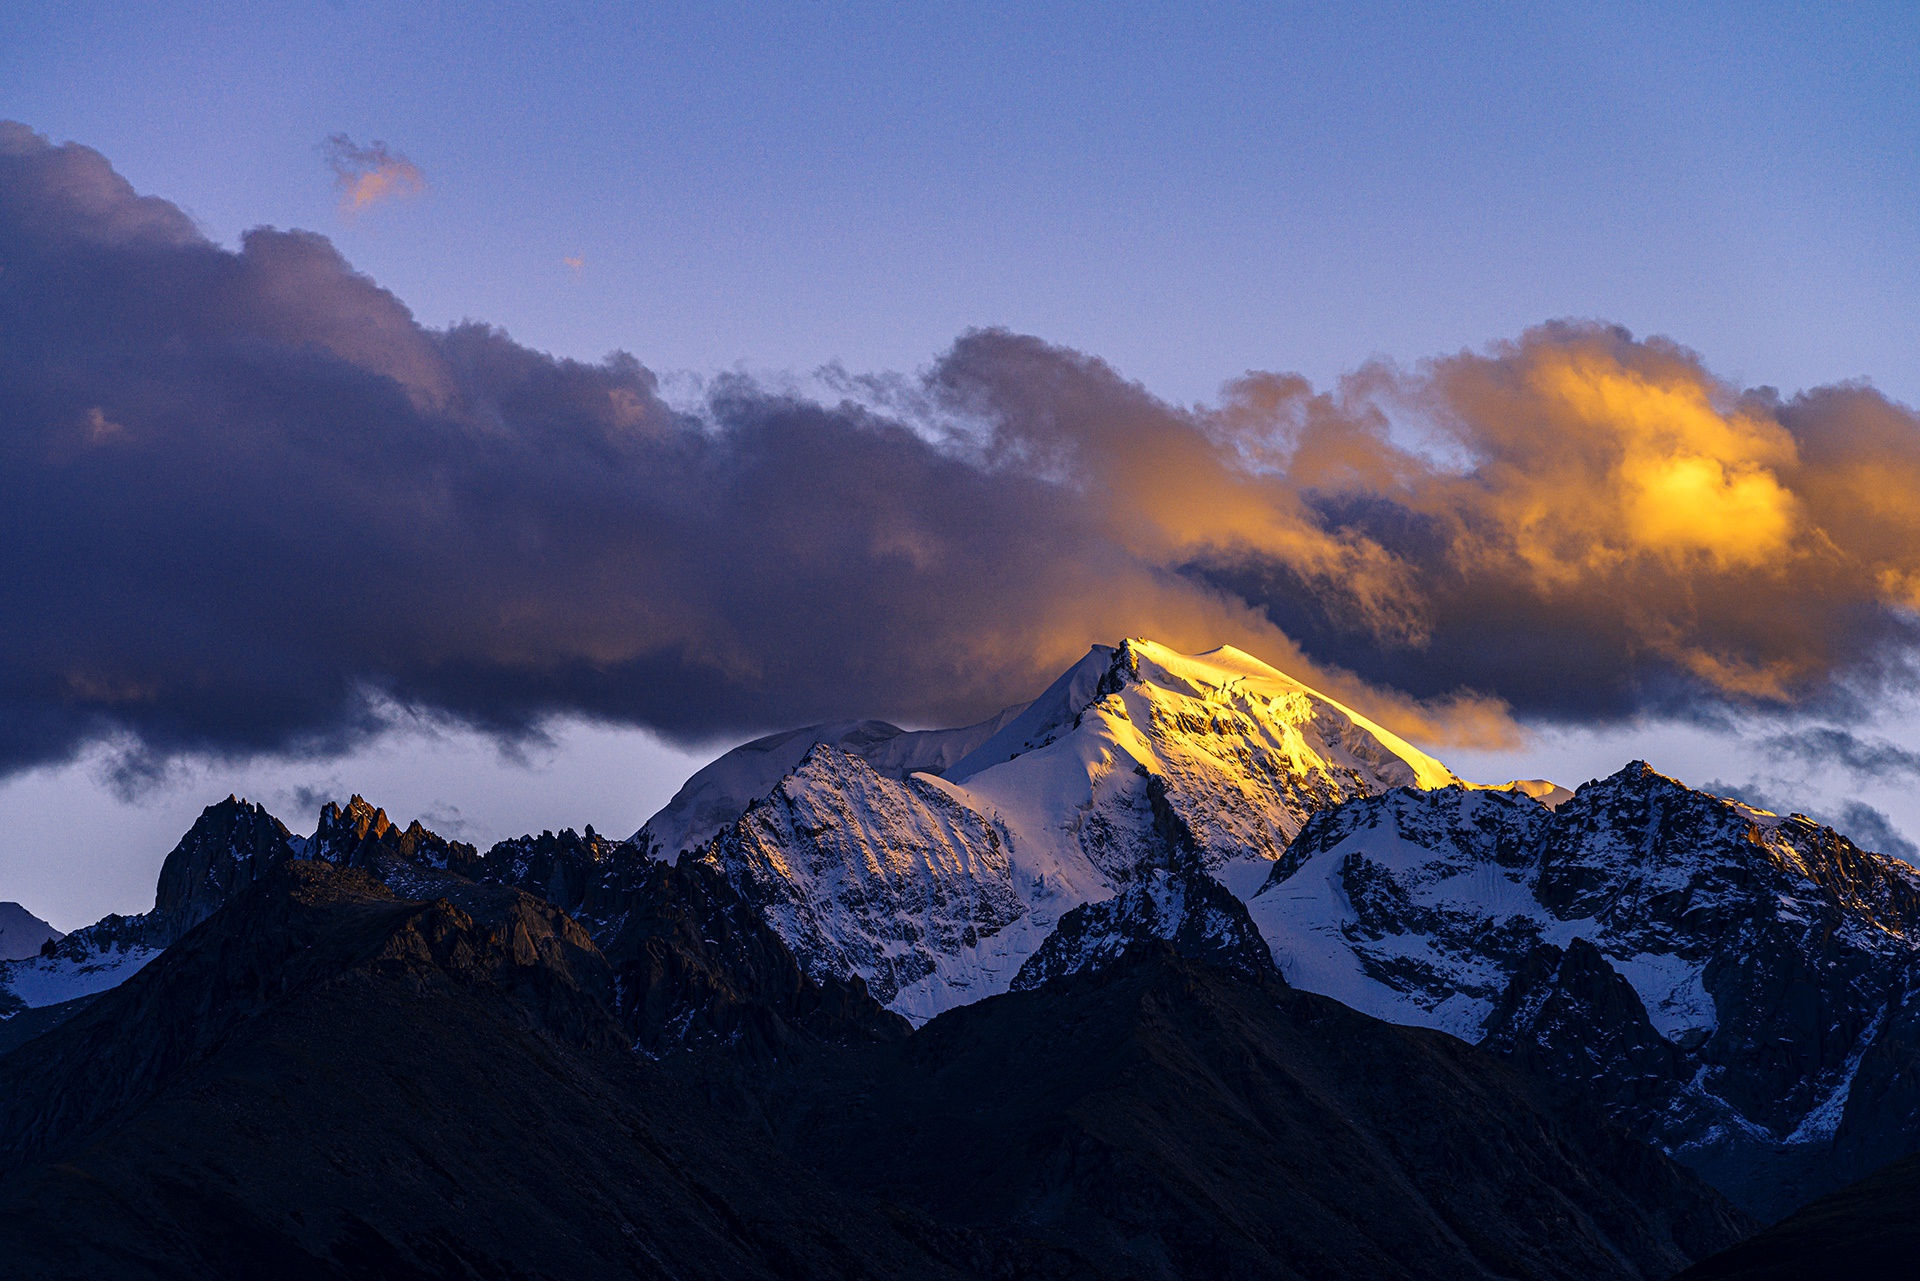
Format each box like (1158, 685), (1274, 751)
(677, 638), (1476, 1022)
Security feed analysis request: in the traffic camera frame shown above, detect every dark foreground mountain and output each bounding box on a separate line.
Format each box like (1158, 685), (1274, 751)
(793, 944), (1752, 1281)
(0, 860), (966, 1281)
(0, 857), (1751, 1280)
(1676, 1149), (1920, 1280)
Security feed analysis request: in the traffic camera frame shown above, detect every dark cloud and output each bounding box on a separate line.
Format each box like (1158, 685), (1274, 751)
(1703, 780), (1918, 862)
(1757, 728), (1920, 782)
(0, 122), (1390, 775)
(6, 121), (1920, 778)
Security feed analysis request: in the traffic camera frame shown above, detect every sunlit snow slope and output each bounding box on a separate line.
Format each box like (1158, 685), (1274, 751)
(682, 638), (1470, 1022)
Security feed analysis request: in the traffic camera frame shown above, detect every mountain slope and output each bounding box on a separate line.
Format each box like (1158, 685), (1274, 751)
(635, 706), (1026, 860)
(0, 859), (973, 1281)
(1243, 762), (1920, 1217)
(0, 852), (1754, 1280)
(1675, 1148), (1920, 1281)
(791, 946), (1754, 1281)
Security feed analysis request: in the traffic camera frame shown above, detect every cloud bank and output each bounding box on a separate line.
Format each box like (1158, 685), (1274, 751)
(4, 121), (1920, 777)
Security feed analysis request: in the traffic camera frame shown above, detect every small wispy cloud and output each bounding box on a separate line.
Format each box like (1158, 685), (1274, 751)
(320, 134), (425, 214)
(562, 255), (584, 273)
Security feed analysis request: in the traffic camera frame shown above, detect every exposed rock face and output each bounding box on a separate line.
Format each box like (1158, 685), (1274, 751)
(1245, 761), (1920, 1218)
(1011, 868), (1277, 990)
(151, 795), (303, 938)
(309, 793), (484, 885)
(593, 855), (911, 1058)
(1482, 937), (1686, 1116)
(634, 706), (1028, 860)
(1, 796), (298, 1017)
(695, 745), (1025, 1013)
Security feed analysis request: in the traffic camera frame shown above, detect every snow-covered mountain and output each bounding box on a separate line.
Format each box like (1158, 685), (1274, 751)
(0, 797), (298, 1018)
(16, 634), (1920, 1223)
(1241, 762), (1920, 1217)
(634, 707), (1027, 860)
(679, 638), (1478, 1021)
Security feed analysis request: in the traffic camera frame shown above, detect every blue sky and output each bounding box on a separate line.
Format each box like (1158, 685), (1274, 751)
(8, 2), (1915, 405)
(3, 2), (1918, 927)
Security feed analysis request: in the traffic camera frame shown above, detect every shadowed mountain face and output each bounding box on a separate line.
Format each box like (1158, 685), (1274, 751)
(795, 947), (1753, 1281)
(0, 904), (60, 961)
(0, 861), (967, 1281)
(0, 855), (1752, 1280)
(1676, 1149), (1920, 1281)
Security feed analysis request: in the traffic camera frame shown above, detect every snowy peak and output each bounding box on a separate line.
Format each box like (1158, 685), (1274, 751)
(1243, 758), (1920, 1217)
(1541, 762), (1920, 949)
(693, 743), (1025, 1019)
(944, 644), (1115, 782)
(1010, 867), (1278, 991)
(950, 637), (1466, 882)
(635, 705), (1028, 860)
(1099, 639), (1460, 792)
(681, 638), (1476, 1024)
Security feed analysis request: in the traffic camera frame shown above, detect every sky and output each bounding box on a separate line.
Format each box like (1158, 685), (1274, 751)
(2, 2), (1918, 929)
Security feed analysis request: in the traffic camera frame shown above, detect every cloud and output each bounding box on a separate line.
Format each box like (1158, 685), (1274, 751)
(1703, 779), (1918, 862)
(1757, 728), (1920, 782)
(320, 133), (425, 213)
(5, 121), (1920, 781)
(1196, 327), (1920, 721)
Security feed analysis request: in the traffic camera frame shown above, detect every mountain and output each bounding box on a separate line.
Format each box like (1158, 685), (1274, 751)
(1010, 864), (1279, 990)
(0, 904), (59, 961)
(0, 796), (298, 1020)
(680, 638), (1475, 1022)
(785, 945), (1752, 1280)
(634, 705), (1028, 860)
(1676, 1147), (1920, 1280)
(0, 859), (969, 1280)
(0, 852), (1752, 1279)
(1243, 762), (1920, 1219)
(12, 635), (1920, 1234)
